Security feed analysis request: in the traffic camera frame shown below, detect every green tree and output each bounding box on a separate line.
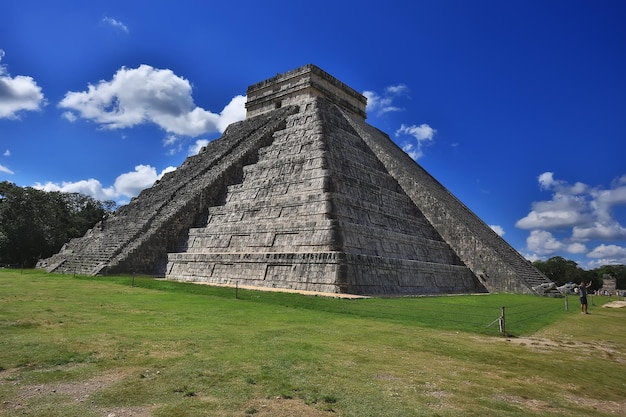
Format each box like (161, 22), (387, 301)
(0, 181), (115, 267)
(533, 256), (585, 287)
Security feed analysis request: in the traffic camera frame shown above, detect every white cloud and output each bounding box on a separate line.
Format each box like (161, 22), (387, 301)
(522, 252), (541, 263)
(189, 139), (210, 155)
(113, 165), (168, 198)
(163, 134), (179, 146)
(526, 230), (564, 256)
(518, 172), (626, 235)
(587, 244), (626, 260)
(572, 222), (626, 241)
(0, 148), (13, 174)
(586, 244), (626, 267)
(516, 172), (592, 230)
(400, 143), (419, 160)
(0, 164), (13, 174)
(58, 65), (245, 136)
(102, 16), (129, 33)
(364, 84), (439, 160)
(396, 123), (437, 160)
(363, 84), (408, 116)
(592, 183), (626, 224)
(538, 172), (557, 189)
(515, 203), (588, 229)
(397, 123), (436, 141)
(490, 225), (505, 237)
(61, 111), (77, 122)
(217, 94), (246, 132)
(35, 178), (117, 201)
(566, 242), (587, 254)
(385, 84), (409, 95)
(0, 50), (46, 119)
(33, 164), (176, 203)
(518, 172), (626, 266)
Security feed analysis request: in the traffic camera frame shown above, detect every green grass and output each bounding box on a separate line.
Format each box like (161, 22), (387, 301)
(1, 268), (624, 416)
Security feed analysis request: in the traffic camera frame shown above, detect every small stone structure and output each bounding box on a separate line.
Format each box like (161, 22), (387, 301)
(38, 64), (554, 295)
(599, 275), (617, 295)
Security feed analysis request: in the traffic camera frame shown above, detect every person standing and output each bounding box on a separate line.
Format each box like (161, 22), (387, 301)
(578, 281), (592, 314)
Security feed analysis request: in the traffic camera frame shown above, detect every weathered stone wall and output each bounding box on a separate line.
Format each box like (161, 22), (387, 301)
(246, 64), (367, 120)
(341, 254), (481, 295)
(166, 97), (486, 295)
(343, 112), (549, 294)
(37, 106), (299, 276)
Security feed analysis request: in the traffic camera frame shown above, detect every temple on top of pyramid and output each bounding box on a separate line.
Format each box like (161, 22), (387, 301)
(245, 64), (367, 120)
(37, 64), (556, 296)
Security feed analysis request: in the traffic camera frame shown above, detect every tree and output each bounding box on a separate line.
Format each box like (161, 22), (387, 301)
(533, 256), (584, 286)
(0, 181), (116, 267)
(532, 256), (626, 293)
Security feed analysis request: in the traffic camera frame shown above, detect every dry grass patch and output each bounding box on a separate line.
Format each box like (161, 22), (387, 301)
(243, 397), (337, 416)
(0, 367), (155, 416)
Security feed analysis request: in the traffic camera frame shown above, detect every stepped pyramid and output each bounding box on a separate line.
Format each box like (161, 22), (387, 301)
(38, 64), (554, 295)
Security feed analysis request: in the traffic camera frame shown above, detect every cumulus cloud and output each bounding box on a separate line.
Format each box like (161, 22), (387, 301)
(518, 172), (626, 238)
(526, 230), (564, 256)
(572, 222), (626, 241)
(515, 198), (590, 229)
(33, 164), (176, 203)
(587, 244), (626, 266)
(0, 50), (46, 119)
(58, 64), (246, 136)
(525, 230), (586, 257)
(567, 242), (587, 254)
(395, 123), (437, 160)
(518, 172), (626, 265)
(217, 94), (246, 132)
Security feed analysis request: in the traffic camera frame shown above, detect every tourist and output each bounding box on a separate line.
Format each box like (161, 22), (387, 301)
(578, 281), (592, 314)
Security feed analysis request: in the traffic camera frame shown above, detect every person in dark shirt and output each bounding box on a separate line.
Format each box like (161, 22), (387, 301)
(578, 281), (592, 314)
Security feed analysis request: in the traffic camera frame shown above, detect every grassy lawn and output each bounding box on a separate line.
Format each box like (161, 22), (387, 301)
(1, 269), (624, 416)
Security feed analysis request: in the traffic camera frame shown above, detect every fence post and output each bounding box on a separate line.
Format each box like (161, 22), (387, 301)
(499, 306), (506, 336)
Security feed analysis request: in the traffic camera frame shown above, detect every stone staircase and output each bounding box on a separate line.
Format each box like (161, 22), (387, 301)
(37, 106), (299, 276)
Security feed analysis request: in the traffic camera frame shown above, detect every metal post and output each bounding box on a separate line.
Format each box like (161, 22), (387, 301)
(565, 295), (568, 311)
(499, 306), (506, 336)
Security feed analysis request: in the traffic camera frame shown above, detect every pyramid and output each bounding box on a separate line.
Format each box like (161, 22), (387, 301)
(38, 64), (554, 295)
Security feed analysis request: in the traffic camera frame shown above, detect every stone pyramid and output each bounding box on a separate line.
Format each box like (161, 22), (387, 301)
(38, 64), (554, 295)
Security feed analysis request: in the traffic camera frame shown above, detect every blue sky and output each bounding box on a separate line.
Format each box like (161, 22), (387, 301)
(1, 0), (625, 269)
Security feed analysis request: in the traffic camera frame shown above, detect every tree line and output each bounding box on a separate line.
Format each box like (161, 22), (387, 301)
(0, 181), (116, 267)
(533, 256), (626, 292)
